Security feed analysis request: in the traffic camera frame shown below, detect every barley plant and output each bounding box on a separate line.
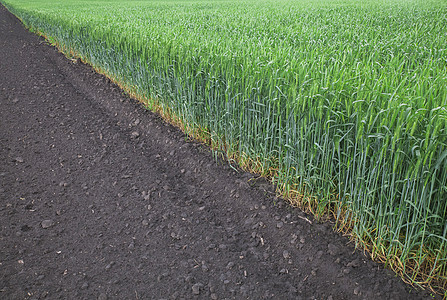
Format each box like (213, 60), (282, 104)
(3, 0), (446, 293)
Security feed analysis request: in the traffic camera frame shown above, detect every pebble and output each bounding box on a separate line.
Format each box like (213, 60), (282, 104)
(244, 218), (254, 226)
(283, 250), (290, 259)
(131, 131), (140, 138)
(142, 220), (149, 226)
(210, 293), (218, 300)
(128, 241), (135, 249)
(81, 282), (89, 289)
(276, 222), (283, 229)
(15, 157), (24, 163)
(105, 261), (115, 270)
(226, 262), (235, 269)
(41, 220), (54, 229)
(192, 283), (202, 295)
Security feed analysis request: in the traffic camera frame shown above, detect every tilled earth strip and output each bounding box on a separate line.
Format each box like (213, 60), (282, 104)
(0, 4), (438, 300)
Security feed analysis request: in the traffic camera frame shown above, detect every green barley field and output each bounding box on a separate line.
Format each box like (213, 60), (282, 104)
(3, 0), (446, 292)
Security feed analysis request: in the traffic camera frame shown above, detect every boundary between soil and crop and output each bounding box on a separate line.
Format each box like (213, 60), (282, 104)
(2, 2), (446, 297)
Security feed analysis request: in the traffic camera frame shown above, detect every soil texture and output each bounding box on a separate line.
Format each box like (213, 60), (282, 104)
(0, 4), (439, 300)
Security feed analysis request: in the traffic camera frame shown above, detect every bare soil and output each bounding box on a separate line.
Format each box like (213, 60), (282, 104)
(0, 4), (439, 300)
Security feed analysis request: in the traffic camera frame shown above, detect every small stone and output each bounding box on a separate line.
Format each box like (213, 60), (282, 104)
(283, 250), (290, 259)
(81, 282), (89, 289)
(244, 218), (254, 226)
(276, 222), (283, 229)
(226, 262), (235, 269)
(354, 287), (360, 295)
(105, 261), (114, 270)
(210, 293), (218, 300)
(192, 283), (202, 295)
(15, 157), (24, 163)
(131, 131), (140, 138)
(128, 241), (135, 249)
(41, 220), (54, 229)
(142, 220), (149, 226)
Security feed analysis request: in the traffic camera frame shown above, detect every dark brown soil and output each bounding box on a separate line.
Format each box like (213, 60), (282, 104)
(0, 4), (439, 300)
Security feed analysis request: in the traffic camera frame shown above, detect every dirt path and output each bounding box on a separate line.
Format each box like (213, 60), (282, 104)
(0, 5), (438, 300)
